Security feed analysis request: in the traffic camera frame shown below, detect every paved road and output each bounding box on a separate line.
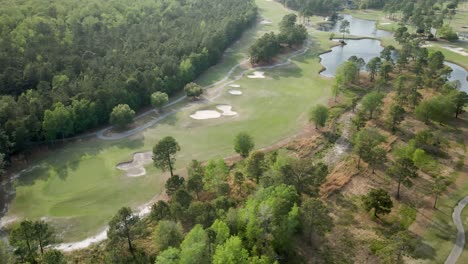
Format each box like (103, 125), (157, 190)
(445, 196), (468, 264)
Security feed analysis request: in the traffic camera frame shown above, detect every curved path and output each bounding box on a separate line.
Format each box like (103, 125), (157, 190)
(445, 196), (468, 264)
(97, 40), (311, 140)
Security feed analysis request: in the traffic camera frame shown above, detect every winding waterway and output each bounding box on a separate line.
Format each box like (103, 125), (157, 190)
(319, 15), (468, 92)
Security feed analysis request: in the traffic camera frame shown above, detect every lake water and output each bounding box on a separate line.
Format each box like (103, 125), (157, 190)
(445, 61), (468, 92)
(318, 15), (468, 93)
(321, 14), (393, 39)
(319, 39), (385, 77)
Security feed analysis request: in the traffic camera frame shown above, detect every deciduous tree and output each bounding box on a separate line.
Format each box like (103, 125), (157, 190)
(212, 236), (249, 264)
(184, 83), (204, 100)
(234, 132), (255, 158)
(309, 104), (329, 129)
(153, 220), (184, 253)
(109, 104), (135, 129)
(362, 188), (393, 218)
(151, 92), (169, 112)
(361, 92), (384, 119)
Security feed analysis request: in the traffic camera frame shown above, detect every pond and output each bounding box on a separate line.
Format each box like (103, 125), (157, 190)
(318, 15), (468, 93)
(445, 61), (468, 92)
(319, 39), (386, 77)
(320, 14), (393, 39)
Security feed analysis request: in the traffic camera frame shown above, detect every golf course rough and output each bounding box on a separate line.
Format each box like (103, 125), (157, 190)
(4, 0), (333, 242)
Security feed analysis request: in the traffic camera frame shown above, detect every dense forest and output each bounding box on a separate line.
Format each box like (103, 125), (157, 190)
(0, 0), (256, 160)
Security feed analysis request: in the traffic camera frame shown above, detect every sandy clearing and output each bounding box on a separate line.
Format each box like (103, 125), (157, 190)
(228, 89), (243, 95)
(247, 71), (265, 78)
(229, 84), (241, 88)
(116, 152), (153, 177)
(260, 19), (273, 25)
(216, 105), (238, 116)
(190, 110), (222, 120)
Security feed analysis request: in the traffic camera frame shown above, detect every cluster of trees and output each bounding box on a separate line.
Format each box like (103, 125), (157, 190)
(64, 132), (331, 262)
(383, 0), (460, 41)
(6, 220), (65, 263)
(249, 14), (307, 64)
(0, 0), (257, 166)
(334, 17), (466, 234)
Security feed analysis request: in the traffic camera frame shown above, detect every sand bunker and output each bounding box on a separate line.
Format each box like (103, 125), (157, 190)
(229, 84), (241, 88)
(247, 71), (265, 79)
(443, 46), (468, 56)
(190, 110), (222, 120)
(217, 105), (238, 116)
(380, 22), (391, 25)
(116, 152), (153, 177)
(228, 89), (243, 95)
(260, 19), (272, 25)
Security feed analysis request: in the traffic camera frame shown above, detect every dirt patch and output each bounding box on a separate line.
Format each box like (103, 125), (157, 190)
(116, 152), (153, 177)
(320, 159), (360, 198)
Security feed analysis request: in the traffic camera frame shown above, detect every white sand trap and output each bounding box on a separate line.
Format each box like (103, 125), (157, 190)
(421, 44), (433, 48)
(380, 22), (391, 25)
(190, 110), (222, 120)
(216, 105), (238, 116)
(248, 71), (265, 79)
(116, 152), (153, 177)
(228, 89), (243, 95)
(229, 84), (241, 88)
(260, 19), (272, 25)
(443, 46), (468, 56)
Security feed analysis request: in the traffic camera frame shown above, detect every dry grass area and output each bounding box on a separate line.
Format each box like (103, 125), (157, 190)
(285, 78), (467, 263)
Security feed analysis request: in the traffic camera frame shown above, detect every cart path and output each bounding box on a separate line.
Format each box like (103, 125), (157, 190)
(445, 196), (468, 264)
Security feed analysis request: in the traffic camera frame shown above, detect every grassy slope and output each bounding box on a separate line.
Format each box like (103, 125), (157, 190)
(6, 0), (333, 241)
(416, 132), (468, 263)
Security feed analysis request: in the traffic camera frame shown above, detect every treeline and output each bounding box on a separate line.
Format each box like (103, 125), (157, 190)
(0, 0), (256, 162)
(249, 14), (307, 64)
(276, 0), (341, 16)
(383, 0), (460, 40)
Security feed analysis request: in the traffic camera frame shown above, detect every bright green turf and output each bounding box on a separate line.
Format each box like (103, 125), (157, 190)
(7, 0), (334, 241)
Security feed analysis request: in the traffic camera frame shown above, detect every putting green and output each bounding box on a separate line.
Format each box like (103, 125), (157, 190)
(5, 0), (334, 241)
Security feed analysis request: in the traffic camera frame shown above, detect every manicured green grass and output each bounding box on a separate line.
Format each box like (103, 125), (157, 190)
(417, 169), (468, 263)
(427, 45), (468, 70)
(6, 0), (333, 242)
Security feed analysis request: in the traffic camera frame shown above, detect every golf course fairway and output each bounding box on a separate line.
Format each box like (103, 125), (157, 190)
(3, 0), (334, 241)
